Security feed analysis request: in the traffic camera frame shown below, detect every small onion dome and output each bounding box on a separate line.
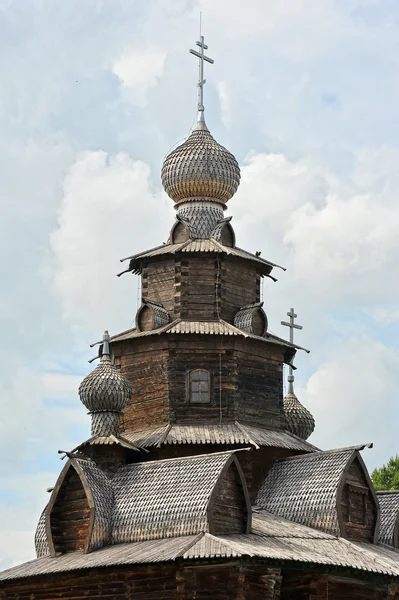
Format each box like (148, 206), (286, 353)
(78, 332), (132, 414)
(283, 392), (315, 440)
(161, 119), (241, 204)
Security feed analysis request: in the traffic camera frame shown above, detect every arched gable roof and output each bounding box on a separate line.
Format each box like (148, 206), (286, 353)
(111, 451), (251, 543)
(256, 446), (379, 540)
(45, 458), (113, 556)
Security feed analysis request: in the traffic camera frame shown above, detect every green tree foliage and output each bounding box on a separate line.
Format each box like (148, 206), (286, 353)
(371, 455), (399, 491)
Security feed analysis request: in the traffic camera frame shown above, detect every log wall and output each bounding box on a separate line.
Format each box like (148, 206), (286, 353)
(280, 571), (395, 600)
(221, 259), (260, 323)
(234, 341), (284, 430)
(142, 259), (175, 315)
(115, 335), (286, 434)
(49, 469), (90, 554)
(0, 563), (283, 599)
(340, 457), (378, 543)
(115, 338), (170, 432)
(211, 462), (248, 534)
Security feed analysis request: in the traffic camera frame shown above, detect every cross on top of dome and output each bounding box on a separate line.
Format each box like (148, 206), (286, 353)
(189, 33), (214, 120)
(161, 32), (240, 207)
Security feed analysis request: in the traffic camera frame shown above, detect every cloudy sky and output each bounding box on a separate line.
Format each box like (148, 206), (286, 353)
(1, 0), (399, 569)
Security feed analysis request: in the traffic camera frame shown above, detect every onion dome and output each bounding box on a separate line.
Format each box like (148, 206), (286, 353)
(283, 391), (315, 441)
(161, 117), (241, 205)
(78, 331), (132, 437)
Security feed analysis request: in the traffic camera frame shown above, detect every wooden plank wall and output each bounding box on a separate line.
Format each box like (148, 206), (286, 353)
(50, 469), (90, 554)
(179, 257), (218, 320)
(142, 259), (176, 315)
(280, 572), (392, 600)
(116, 339), (170, 432)
(2, 564), (397, 599)
(141, 255), (264, 325)
(167, 338), (236, 424)
(211, 463), (247, 535)
(221, 259), (259, 323)
(116, 334), (286, 435)
(234, 341), (285, 430)
(340, 457), (377, 543)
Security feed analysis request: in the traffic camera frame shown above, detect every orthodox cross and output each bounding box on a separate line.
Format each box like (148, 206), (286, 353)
(189, 35), (214, 115)
(281, 308), (303, 394)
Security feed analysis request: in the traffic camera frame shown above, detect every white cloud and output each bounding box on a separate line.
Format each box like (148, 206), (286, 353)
(300, 336), (399, 470)
(233, 147), (399, 311)
(50, 150), (172, 335)
(112, 49), (166, 106)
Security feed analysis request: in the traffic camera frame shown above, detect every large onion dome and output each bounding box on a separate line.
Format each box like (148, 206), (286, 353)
(161, 118), (241, 205)
(78, 331), (132, 437)
(283, 391), (315, 441)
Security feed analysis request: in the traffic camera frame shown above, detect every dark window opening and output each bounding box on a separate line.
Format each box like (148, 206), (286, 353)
(189, 369), (210, 403)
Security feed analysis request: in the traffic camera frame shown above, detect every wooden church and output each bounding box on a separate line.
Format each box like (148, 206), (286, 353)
(1, 36), (399, 600)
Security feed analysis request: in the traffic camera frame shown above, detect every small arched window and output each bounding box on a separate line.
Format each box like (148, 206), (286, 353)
(189, 369), (210, 403)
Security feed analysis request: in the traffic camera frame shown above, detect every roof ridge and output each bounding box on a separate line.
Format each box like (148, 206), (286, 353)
(176, 532), (205, 558)
(118, 448), (251, 469)
(275, 446), (360, 463)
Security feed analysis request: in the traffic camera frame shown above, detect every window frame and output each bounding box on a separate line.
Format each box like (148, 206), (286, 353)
(188, 369), (211, 404)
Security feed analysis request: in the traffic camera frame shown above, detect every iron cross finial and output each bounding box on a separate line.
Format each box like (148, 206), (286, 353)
(189, 31), (214, 120)
(281, 308), (303, 394)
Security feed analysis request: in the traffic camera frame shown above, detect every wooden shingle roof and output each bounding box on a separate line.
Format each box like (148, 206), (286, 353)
(107, 319), (308, 361)
(6, 509), (399, 582)
(255, 446), (371, 536)
(110, 452), (250, 543)
(122, 423), (318, 453)
(377, 491), (399, 548)
(118, 239), (284, 277)
(39, 451), (251, 559)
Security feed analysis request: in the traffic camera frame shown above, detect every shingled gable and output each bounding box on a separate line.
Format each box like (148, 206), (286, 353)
(111, 451), (251, 543)
(377, 491), (399, 548)
(8, 510), (399, 584)
(37, 451), (251, 559)
(45, 458), (113, 557)
(256, 445), (380, 543)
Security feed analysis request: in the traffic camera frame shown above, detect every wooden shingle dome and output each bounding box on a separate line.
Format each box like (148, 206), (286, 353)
(161, 119), (240, 204)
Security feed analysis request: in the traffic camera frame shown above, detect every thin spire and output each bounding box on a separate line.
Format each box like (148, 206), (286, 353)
(102, 330), (110, 358)
(281, 308), (303, 394)
(189, 22), (214, 121)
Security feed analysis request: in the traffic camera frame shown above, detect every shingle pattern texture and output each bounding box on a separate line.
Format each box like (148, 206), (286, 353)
(256, 449), (354, 535)
(177, 203), (224, 239)
(34, 509), (49, 558)
(122, 423), (318, 453)
(76, 459), (114, 551)
(209, 217), (233, 242)
(142, 301), (170, 330)
(8, 510), (399, 582)
(78, 355), (132, 415)
(283, 392), (315, 440)
(90, 411), (121, 437)
(111, 453), (232, 543)
(35, 453), (235, 558)
(377, 491), (399, 547)
(234, 303), (267, 335)
(161, 121), (240, 203)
